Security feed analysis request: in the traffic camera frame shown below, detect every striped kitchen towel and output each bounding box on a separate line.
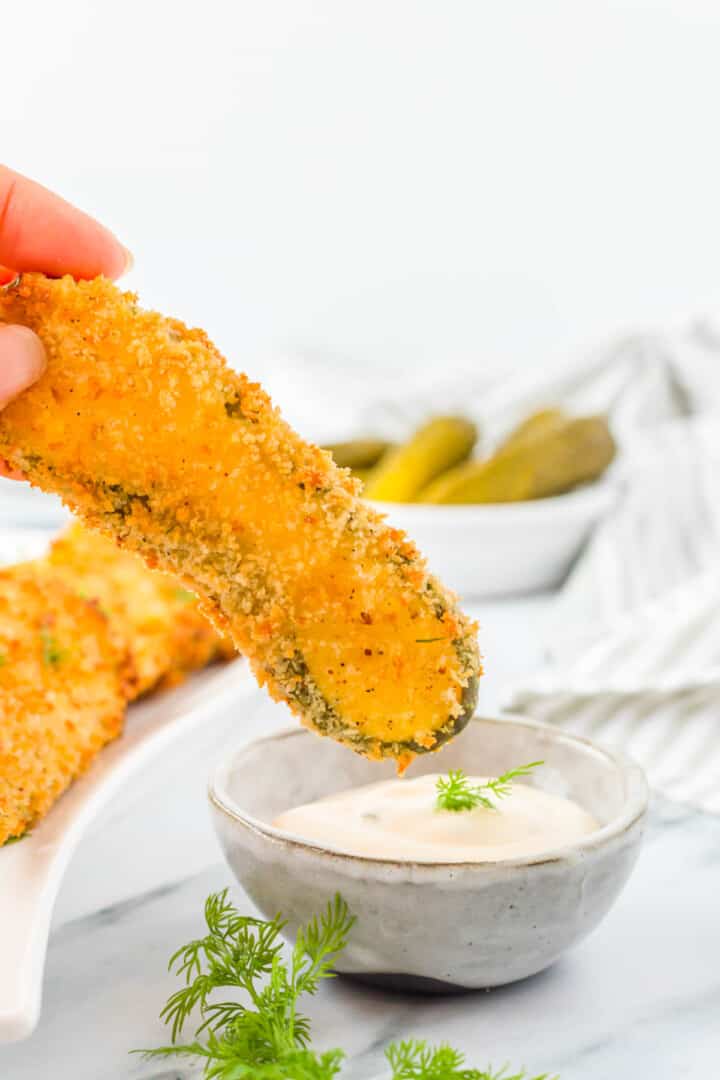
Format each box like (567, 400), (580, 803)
(505, 384), (720, 813)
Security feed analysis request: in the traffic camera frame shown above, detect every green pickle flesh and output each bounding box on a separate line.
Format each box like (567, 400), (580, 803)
(364, 416), (478, 503)
(323, 439), (392, 470)
(419, 416), (616, 504)
(496, 408), (567, 455)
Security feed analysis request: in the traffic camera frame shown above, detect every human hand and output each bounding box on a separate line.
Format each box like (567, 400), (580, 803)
(0, 166), (131, 475)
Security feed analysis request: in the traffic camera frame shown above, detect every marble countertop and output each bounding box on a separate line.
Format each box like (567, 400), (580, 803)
(2, 595), (718, 1079)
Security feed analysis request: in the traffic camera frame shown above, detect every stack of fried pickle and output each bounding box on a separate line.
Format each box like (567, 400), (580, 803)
(0, 523), (234, 845)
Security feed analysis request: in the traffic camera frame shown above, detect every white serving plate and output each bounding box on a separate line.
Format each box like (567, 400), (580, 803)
(0, 529), (257, 1042)
(371, 480), (616, 599)
(0, 660), (256, 1043)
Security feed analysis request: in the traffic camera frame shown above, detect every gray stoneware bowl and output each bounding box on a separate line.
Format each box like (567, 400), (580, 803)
(209, 716), (647, 992)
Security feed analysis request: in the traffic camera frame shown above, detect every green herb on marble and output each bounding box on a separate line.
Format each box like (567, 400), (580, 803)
(387, 1039), (556, 1079)
(136, 890), (353, 1078)
(136, 891), (557, 1079)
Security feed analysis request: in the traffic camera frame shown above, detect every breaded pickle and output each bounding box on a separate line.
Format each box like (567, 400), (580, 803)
(0, 566), (125, 844)
(364, 416), (478, 503)
(45, 522), (230, 699)
(323, 439), (392, 471)
(0, 275), (480, 763)
(420, 416), (616, 503)
(496, 408), (567, 455)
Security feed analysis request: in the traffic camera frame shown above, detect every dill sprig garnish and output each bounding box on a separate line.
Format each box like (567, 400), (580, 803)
(435, 764), (543, 812)
(386, 1039), (557, 1079)
(136, 890), (556, 1079)
(137, 890), (354, 1079)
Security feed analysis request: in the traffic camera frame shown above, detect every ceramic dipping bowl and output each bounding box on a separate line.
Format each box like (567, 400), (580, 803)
(209, 715), (647, 992)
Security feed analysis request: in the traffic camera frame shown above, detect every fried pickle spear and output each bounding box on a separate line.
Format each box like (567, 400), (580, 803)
(0, 566), (126, 844)
(0, 274), (480, 762)
(45, 522), (233, 699)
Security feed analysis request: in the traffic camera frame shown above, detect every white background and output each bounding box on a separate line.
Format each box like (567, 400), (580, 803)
(5, 0), (720, 400)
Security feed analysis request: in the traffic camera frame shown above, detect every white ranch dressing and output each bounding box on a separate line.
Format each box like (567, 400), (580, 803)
(273, 773), (598, 862)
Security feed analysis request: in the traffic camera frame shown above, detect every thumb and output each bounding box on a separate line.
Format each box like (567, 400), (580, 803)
(0, 324), (46, 409)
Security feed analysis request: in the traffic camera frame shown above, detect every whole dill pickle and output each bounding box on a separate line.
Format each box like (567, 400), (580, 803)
(419, 416), (616, 504)
(496, 408), (567, 455)
(323, 439), (392, 471)
(364, 416), (478, 503)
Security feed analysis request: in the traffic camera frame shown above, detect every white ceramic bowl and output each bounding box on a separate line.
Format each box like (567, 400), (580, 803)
(209, 715), (647, 992)
(369, 481), (616, 599)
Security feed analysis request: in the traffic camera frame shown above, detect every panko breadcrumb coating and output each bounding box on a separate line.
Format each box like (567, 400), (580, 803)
(0, 274), (480, 762)
(45, 522), (233, 699)
(0, 566), (126, 845)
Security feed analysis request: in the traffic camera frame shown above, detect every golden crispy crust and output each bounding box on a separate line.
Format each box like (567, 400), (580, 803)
(45, 522), (231, 698)
(0, 566), (125, 844)
(0, 274), (480, 759)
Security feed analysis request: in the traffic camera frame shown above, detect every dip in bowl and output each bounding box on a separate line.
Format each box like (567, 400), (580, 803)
(209, 715), (647, 991)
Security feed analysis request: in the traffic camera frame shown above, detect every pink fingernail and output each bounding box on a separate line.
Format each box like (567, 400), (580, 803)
(0, 266), (20, 290)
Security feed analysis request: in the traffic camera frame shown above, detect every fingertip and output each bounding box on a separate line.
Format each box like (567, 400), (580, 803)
(0, 166), (133, 281)
(91, 231), (134, 282)
(0, 324), (46, 408)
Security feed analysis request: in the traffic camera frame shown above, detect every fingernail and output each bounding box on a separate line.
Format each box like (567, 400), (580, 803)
(0, 325), (47, 407)
(121, 246), (135, 275)
(0, 266), (19, 289)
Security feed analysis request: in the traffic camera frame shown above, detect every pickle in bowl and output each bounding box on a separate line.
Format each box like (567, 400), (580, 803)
(420, 415), (616, 504)
(322, 438), (392, 471)
(363, 416), (478, 503)
(495, 407), (567, 454)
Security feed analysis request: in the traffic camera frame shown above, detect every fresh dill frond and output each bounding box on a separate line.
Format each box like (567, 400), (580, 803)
(435, 769), (485, 811)
(386, 1039), (557, 1080)
(136, 892), (556, 1079)
(435, 763), (544, 812)
(479, 762), (544, 804)
(40, 628), (67, 667)
(136, 889), (354, 1078)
